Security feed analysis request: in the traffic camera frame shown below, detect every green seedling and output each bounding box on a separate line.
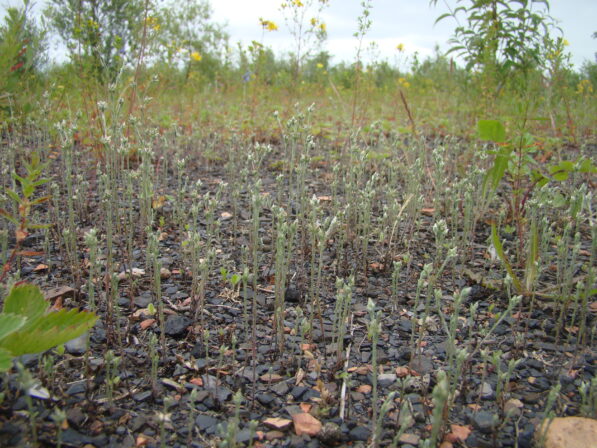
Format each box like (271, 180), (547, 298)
(1, 152), (50, 283)
(480, 119), (595, 294)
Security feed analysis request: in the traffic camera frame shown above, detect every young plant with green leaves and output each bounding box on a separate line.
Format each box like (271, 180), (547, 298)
(366, 298), (382, 441)
(479, 119), (596, 294)
(1, 152), (50, 283)
(0, 283), (97, 372)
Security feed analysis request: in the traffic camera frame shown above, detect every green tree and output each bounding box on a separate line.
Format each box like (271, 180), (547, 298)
(581, 60), (597, 90)
(155, 0), (228, 84)
(45, 0), (148, 83)
(0, 0), (47, 117)
(430, 0), (559, 87)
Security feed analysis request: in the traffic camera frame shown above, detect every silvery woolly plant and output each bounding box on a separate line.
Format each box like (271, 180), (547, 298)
(366, 298), (382, 434)
(272, 205), (297, 354)
(435, 287), (470, 404)
(420, 371), (449, 448)
(307, 196), (337, 342)
(332, 276), (353, 364)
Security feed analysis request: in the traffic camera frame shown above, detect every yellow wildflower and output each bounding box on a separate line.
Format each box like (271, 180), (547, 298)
(396, 43), (405, 52)
(398, 77), (410, 88)
(319, 23), (326, 32)
(563, 39), (570, 46)
(316, 63), (324, 69)
(191, 52), (202, 61)
(145, 16), (160, 31)
(577, 79), (593, 95)
(311, 17), (317, 26)
(260, 18), (278, 31)
(293, 0), (304, 7)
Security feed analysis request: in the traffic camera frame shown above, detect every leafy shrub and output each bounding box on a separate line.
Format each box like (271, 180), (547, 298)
(0, 0), (47, 119)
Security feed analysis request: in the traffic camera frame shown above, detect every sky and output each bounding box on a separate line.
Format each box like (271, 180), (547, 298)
(2, 0), (596, 70)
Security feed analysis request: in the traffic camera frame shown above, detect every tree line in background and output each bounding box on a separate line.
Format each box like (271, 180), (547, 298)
(0, 0), (596, 130)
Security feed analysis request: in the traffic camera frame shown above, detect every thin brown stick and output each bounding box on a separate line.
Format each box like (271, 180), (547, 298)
(399, 89), (416, 135)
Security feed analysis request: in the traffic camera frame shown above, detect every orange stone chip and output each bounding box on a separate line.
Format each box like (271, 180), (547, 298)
(292, 412), (322, 436)
(263, 417), (293, 430)
(444, 424), (471, 443)
(396, 366), (411, 377)
(348, 365), (371, 375)
(260, 373), (284, 383)
(140, 319), (156, 330)
(189, 377), (203, 387)
(135, 434), (152, 447)
(356, 384), (372, 394)
(299, 403), (312, 413)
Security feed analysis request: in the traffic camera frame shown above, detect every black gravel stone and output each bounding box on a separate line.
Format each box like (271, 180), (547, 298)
(133, 390), (152, 402)
(62, 428), (107, 447)
(134, 293), (152, 308)
(290, 386), (308, 400)
(236, 428), (258, 445)
(0, 422), (22, 447)
(65, 333), (88, 355)
(66, 381), (87, 395)
(469, 411), (497, 434)
(530, 376), (551, 391)
(272, 381), (289, 396)
(349, 425), (370, 441)
(256, 393), (276, 406)
(195, 414), (220, 433)
(285, 285), (302, 303)
(517, 424), (535, 448)
(164, 314), (192, 337)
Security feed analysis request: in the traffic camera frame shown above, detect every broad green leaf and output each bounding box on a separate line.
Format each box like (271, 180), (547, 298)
(478, 120), (506, 143)
(577, 158), (597, 173)
(531, 170), (549, 188)
(0, 347), (13, 372)
(554, 160), (574, 172)
(483, 146), (512, 196)
(0, 309), (97, 356)
(3, 284), (48, 328)
(551, 170), (569, 181)
(0, 314), (26, 341)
